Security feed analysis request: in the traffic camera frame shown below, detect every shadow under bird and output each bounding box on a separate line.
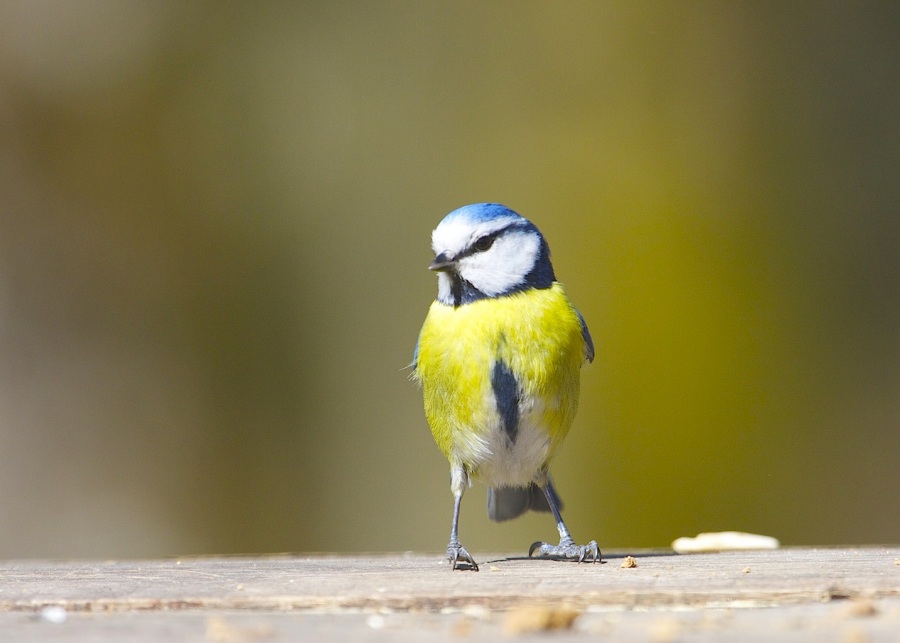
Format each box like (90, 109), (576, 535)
(412, 203), (600, 571)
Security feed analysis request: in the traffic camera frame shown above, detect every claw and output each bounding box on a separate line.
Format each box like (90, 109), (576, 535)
(447, 542), (479, 571)
(528, 539), (601, 563)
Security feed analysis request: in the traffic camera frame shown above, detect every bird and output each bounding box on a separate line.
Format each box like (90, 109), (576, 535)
(412, 203), (599, 571)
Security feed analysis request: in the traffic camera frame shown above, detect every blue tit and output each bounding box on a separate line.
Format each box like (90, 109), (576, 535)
(412, 203), (599, 571)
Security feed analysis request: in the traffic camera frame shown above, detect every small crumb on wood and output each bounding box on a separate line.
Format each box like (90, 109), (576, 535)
(620, 556), (638, 568)
(205, 617), (273, 641)
(366, 614), (387, 629)
(503, 606), (580, 635)
(841, 599), (878, 618)
(842, 627), (870, 643)
(38, 606), (67, 624)
(672, 531), (780, 553)
(489, 565), (501, 572)
(452, 616), (473, 637)
(650, 617), (681, 643)
(743, 567), (751, 574)
(460, 605), (490, 620)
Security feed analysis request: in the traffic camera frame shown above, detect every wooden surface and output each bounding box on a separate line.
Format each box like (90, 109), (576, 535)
(0, 548), (898, 641)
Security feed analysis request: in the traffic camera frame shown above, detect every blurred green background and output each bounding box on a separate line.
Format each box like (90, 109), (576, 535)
(0, 2), (897, 559)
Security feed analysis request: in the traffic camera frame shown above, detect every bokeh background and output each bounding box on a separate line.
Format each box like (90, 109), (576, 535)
(0, 2), (897, 559)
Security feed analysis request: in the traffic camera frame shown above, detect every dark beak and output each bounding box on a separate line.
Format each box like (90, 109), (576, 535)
(429, 252), (455, 272)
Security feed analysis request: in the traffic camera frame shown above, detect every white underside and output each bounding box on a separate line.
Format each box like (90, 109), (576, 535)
(452, 395), (552, 489)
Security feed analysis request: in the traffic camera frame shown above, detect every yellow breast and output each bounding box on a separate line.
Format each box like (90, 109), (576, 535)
(414, 283), (586, 484)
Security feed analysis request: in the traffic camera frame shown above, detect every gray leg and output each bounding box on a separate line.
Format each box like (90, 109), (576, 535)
(528, 482), (600, 562)
(446, 467), (478, 571)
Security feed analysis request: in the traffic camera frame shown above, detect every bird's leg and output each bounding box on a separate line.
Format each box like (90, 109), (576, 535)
(528, 482), (600, 562)
(446, 466), (478, 571)
(446, 492), (478, 571)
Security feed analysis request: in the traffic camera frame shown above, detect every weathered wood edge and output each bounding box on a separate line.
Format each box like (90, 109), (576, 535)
(1, 547), (897, 614)
(2, 589), (894, 615)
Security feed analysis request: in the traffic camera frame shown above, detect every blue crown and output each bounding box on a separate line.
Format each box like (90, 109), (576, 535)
(442, 203), (527, 225)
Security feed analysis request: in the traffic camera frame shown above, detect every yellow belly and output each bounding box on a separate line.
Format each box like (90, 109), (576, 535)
(414, 283), (585, 486)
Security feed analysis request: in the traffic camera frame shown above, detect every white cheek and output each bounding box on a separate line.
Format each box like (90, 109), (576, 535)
(460, 232), (539, 295)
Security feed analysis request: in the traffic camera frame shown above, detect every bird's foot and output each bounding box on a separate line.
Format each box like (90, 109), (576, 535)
(447, 540), (479, 571)
(528, 536), (601, 563)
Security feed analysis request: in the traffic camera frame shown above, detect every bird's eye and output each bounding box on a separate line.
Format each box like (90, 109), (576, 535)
(473, 235), (495, 252)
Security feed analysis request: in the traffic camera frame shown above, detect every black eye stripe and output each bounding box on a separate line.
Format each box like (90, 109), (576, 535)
(458, 222), (531, 260)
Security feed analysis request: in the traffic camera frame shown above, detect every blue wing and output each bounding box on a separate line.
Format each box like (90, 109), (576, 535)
(576, 309), (594, 363)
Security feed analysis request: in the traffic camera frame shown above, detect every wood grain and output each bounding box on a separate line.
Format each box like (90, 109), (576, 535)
(1, 548), (897, 641)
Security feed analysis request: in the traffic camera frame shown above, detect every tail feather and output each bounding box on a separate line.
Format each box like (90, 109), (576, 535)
(487, 480), (564, 522)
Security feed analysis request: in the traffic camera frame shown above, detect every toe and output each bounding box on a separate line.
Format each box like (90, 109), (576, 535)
(447, 545), (479, 571)
(528, 541), (551, 557)
(528, 539), (601, 563)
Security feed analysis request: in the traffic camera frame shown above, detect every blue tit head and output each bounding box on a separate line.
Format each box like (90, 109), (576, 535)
(429, 203), (556, 307)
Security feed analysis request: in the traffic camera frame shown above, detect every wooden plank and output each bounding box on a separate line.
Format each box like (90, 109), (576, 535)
(0, 549), (897, 641)
(1, 548), (898, 611)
